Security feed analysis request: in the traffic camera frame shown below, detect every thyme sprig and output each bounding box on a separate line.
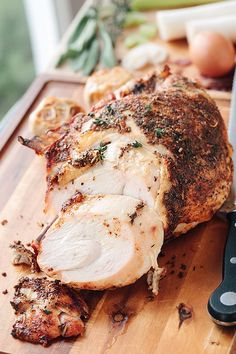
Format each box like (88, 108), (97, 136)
(95, 142), (109, 161)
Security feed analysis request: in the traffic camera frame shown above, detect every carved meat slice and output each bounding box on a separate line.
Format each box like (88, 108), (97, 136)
(37, 194), (164, 293)
(11, 277), (89, 347)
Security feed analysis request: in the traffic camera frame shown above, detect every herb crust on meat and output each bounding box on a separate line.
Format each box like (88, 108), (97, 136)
(25, 68), (232, 238)
(11, 277), (89, 346)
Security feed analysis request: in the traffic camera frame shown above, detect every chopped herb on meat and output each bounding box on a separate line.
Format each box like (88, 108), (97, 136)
(106, 104), (115, 115)
(131, 140), (142, 148)
(145, 103), (152, 114)
(94, 118), (108, 127)
(43, 309), (52, 315)
(95, 142), (108, 161)
(155, 128), (165, 138)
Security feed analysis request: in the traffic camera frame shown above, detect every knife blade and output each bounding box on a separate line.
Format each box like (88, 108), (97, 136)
(208, 69), (236, 326)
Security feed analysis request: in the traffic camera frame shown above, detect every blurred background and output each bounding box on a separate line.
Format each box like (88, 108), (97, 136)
(1, 0), (235, 122)
(0, 0), (83, 120)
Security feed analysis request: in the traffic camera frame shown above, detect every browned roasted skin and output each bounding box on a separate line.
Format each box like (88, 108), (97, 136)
(11, 277), (89, 346)
(112, 91), (232, 238)
(91, 70), (160, 111)
(45, 113), (91, 170)
(43, 71), (171, 186)
(18, 123), (71, 155)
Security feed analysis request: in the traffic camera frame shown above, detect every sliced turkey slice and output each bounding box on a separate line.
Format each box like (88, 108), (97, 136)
(37, 194), (164, 293)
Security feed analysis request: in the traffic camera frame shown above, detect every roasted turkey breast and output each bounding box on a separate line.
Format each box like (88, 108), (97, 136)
(19, 67), (232, 293)
(30, 68), (232, 238)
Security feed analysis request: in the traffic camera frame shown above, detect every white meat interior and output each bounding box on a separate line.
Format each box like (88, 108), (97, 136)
(46, 126), (162, 215)
(38, 194), (164, 291)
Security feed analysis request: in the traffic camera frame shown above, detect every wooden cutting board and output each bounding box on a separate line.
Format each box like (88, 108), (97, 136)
(0, 74), (235, 354)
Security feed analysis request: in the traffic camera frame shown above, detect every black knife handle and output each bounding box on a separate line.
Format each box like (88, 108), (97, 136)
(208, 211), (236, 324)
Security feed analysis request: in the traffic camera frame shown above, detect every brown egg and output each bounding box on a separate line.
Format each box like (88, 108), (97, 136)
(189, 31), (235, 78)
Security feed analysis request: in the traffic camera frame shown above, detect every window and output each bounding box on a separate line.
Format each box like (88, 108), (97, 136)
(0, 0), (83, 122)
(0, 0), (35, 120)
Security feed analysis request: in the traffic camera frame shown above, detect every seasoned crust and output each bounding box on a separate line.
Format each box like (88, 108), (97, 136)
(90, 89), (232, 237)
(11, 277), (89, 346)
(18, 121), (72, 155)
(90, 70), (161, 111)
(45, 113), (90, 168)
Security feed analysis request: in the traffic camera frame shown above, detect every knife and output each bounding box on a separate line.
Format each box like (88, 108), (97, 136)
(207, 70), (236, 326)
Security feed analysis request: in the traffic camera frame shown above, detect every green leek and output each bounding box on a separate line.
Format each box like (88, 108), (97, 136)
(131, 0), (221, 11)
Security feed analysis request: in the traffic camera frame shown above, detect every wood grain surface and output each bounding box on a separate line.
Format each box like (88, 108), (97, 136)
(0, 75), (235, 354)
